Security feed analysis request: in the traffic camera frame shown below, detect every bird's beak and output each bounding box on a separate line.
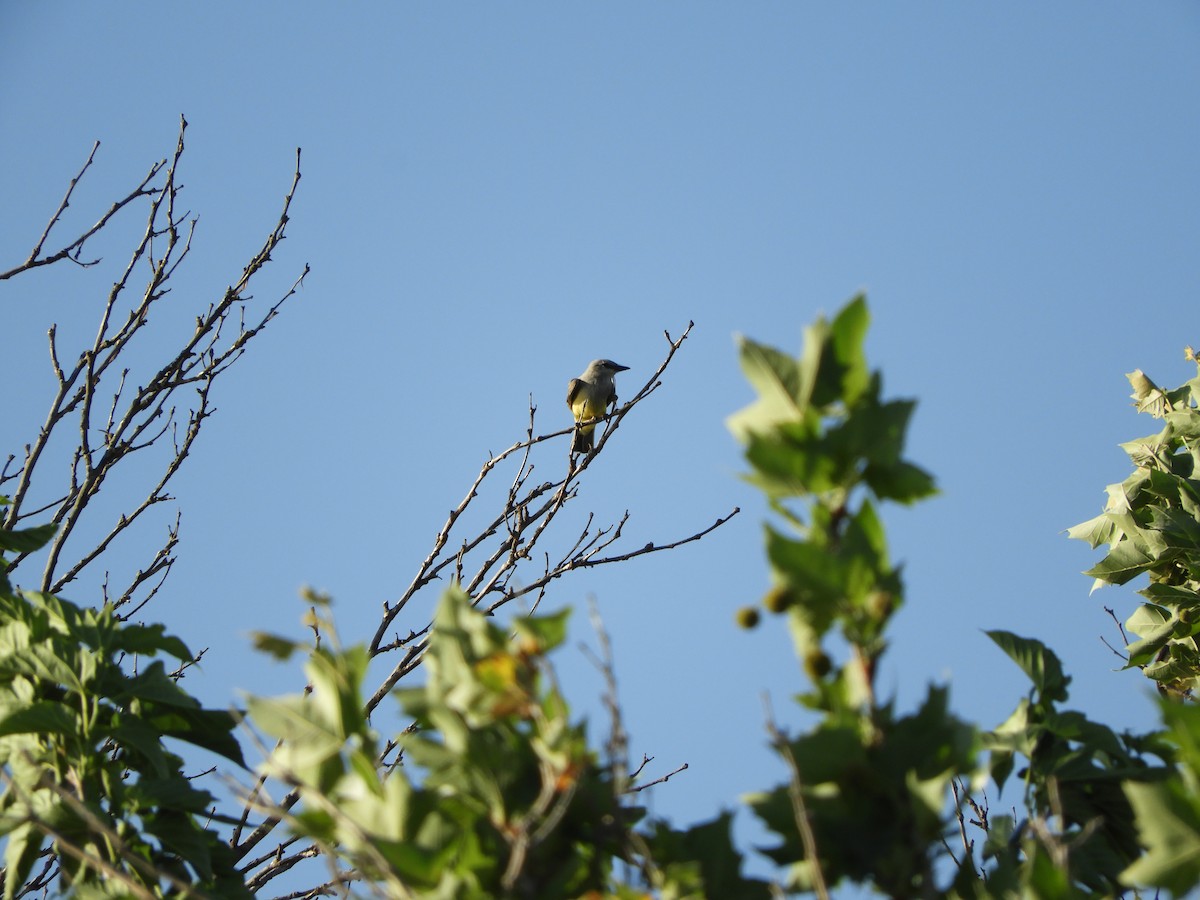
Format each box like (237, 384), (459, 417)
(613, 363), (630, 372)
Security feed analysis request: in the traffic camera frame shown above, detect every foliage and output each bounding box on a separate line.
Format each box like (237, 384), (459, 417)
(0, 506), (248, 899)
(1122, 697), (1200, 893)
(979, 630), (1172, 897)
(730, 297), (969, 897)
(244, 587), (769, 899)
(1066, 356), (1200, 893)
(1069, 361), (1200, 697)
(729, 297), (1181, 898)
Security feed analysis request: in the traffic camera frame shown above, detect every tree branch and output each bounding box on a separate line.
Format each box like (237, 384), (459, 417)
(3, 118), (306, 618)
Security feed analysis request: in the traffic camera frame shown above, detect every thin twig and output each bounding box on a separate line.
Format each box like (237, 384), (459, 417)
(763, 694), (830, 900)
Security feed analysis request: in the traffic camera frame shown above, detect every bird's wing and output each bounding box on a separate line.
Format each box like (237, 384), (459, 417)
(566, 378), (586, 409)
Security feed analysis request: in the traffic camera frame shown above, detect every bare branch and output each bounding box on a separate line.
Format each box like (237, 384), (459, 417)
(4, 117), (306, 619)
(369, 322), (706, 654)
(626, 762), (689, 793)
(0, 142), (166, 281)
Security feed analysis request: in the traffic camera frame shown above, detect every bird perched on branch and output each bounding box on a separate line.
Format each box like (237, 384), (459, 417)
(567, 359), (629, 454)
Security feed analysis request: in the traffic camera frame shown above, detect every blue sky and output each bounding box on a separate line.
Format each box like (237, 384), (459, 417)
(3, 2), (1199, 887)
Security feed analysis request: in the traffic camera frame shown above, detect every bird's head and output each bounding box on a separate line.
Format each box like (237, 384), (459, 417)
(591, 359), (630, 374)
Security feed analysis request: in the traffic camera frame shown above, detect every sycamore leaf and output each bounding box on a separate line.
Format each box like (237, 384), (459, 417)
(0, 702), (79, 738)
(1083, 540), (1161, 586)
(743, 423), (839, 498)
(1140, 583), (1200, 611)
(1123, 779), (1200, 893)
(986, 631), (1070, 704)
(153, 707), (246, 767)
(512, 607), (570, 654)
(727, 336), (805, 441)
(2, 822), (46, 900)
(0, 523), (57, 555)
(864, 460), (937, 505)
(115, 622), (193, 661)
(1129, 369), (1172, 418)
(646, 813), (773, 900)
(812, 295), (870, 408)
(251, 632), (301, 661)
(1125, 605), (1174, 669)
(1066, 512), (1118, 549)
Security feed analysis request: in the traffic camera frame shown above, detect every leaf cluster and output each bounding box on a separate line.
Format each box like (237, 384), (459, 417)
(730, 298), (978, 896)
(0, 511), (248, 898)
(246, 588), (768, 898)
(728, 297), (1197, 898)
(979, 631), (1172, 897)
(1069, 365), (1200, 696)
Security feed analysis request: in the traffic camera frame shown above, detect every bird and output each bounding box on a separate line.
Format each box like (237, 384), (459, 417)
(566, 359), (629, 454)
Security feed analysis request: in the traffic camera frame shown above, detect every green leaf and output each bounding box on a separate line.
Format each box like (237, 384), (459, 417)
(986, 630), (1070, 704)
(1128, 369), (1172, 418)
(2, 822), (45, 900)
(251, 631), (302, 661)
(1083, 539), (1161, 586)
(305, 645), (370, 741)
(1066, 511), (1118, 549)
(727, 336), (805, 441)
(0, 523), (57, 555)
(889, 685), (976, 785)
(511, 607), (571, 654)
(1121, 432), (1171, 469)
(841, 498), (889, 570)
(742, 422), (839, 498)
(142, 809), (215, 877)
(1145, 505), (1200, 553)
(1124, 606), (1176, 668)
(832, 396), (914, 469)
(247, 693), (342, 776)
(812, 295), (870, 408)
(646, 812), (772, 900)
(1041, 711), (1127, 760)
(154, 707), (245, 767)
(114, 621), (192, 661)
(784, 726), (868, 783)
(0, 701), (79, 738)
(766, 525), (845, 635)
(986, 698), (1035, 767)
(1141, 583), (1200, 611)
(372, 837), (461, 890)
(864, 459), (938, 504)
(110, 717), (175, 779)
(1122, 778), (1200, 893)
(1165, 407), (1200, 444)
(118, 661), (201, 708)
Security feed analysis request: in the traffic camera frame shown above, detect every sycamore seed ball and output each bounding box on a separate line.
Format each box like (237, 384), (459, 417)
(736, 606), (760, 629)
(763, 584), (794, 614)
(804, 650), (833, 680)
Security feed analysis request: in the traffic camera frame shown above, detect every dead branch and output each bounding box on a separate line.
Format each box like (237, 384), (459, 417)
(369, 321), (710, 651)
(0, 142), (165, 281)
(2, 116), (307, 614)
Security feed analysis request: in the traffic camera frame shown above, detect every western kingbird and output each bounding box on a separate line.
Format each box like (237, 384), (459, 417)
(567, 359), (629, 454)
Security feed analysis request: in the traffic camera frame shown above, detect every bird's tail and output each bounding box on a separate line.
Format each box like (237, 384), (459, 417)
(571, 424), (594, 454)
